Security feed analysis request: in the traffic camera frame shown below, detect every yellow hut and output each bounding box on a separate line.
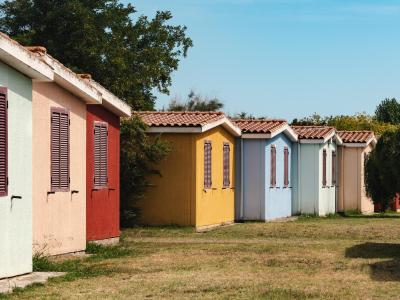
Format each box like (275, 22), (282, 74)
(137, 111), (241, 231)
(337, 131), (377, 214)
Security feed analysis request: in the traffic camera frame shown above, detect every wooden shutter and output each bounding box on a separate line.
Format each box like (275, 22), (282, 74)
(322, 149), (327, 187)
(284, 147), (289, 188)
(223, 143), (230, 188)
(204, 141), (212, 189)
(0, 87), (7, 197)
(94, 121), (108, 188)
(51, 108), (70, 192)
(332, 151), (336, 186)
(270, 145), (276, 187)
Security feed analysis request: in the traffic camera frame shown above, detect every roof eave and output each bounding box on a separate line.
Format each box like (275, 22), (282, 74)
(90, 81), (131, 117)
(42, 55), (102, 104)
(0, 36), (53, 81)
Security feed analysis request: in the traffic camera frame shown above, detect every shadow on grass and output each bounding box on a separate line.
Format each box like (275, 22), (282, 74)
(346, 242), (400, 281)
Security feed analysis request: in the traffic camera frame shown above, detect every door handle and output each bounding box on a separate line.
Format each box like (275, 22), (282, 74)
(11, 195), (22, 200)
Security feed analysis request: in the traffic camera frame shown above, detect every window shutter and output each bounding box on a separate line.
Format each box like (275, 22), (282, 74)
(270, 145), (276, 187)
(51, 108), (70, 192)
(94, 121), (108, 188)
(204, 141), (212, 189)
(223, 143), (230, 188)
(0, 88), (7, 197)
(284, 147), (289, 188)
(332, 151), (336, 186)
(322, 149), (327, 187)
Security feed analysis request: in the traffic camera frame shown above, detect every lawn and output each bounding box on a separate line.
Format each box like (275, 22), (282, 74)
(3, 215), (400, 299)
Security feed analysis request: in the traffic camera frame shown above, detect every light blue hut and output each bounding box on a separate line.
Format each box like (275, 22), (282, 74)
(291, 126), (343, 216)
(0, 33), (53, 278)
(234, 119), (298, 221)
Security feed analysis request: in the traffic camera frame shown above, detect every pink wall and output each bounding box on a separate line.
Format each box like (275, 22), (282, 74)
(32, 82), (86, 255)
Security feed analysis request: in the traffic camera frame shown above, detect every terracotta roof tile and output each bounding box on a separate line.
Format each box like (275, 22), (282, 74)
(292, 126), (335, 139)
(338, 131), (375, 143)
(232, 119), (287, 134)
(136, 111), (225, 127)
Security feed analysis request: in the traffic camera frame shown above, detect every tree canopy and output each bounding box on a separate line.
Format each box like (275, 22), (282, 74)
(292, 113), (398, 136)
(375, 98), (400, 124)
(166, 90), (224, 111)
(0, 0), (193, 110)
(365, 129), (400, 211)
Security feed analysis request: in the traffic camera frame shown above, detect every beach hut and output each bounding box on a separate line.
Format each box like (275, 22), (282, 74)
(0, 33), (53, 278)
(337, 131), (376, 214)
(291, 126), (342, 216)
(233, 119), (298, 221)
(82, 76), (131, 244)
(27, 46), (102, 255)
(137, 111), (241, 231)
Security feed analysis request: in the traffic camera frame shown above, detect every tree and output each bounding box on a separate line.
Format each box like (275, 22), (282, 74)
(0, 1), (193, 225)
(120, 116), (170, 226)
(375, 98), (400, 124)
(167, 90), (224, 111)
(365, 129), (400, 212)
(291, 113), (398, 136)
(0, 0), (193, 110)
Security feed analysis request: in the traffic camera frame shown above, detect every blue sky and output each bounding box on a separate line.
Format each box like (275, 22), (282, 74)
(128, 0), (400, 120)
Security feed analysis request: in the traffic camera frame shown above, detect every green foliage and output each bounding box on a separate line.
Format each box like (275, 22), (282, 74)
(167, 90), (224, 111)
(0, 0), (193, 110)
(365, 129), (400, 211)
(120, 116), (170, 226)
(292, 113), (398, 136)
(375, 98), (400, 124)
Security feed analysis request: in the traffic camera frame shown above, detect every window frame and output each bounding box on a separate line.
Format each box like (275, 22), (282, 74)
(50, 107), (70, 193)
(0, 87), (8, 197)
(93, 121), (109, 189)
(322, 149), (327, 188)
(332, 150), (337, 186)
(283, 147), (289, 188)
(222, 142), (230, 188)
(204, 140), (212, 189)
(270, 145), (276, 188)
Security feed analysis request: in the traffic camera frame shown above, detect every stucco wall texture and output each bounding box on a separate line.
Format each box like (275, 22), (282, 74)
(139, 126), (235, 229)
(337, 145), (374, 213)
(32, 82), (86, 256)
(0, 62), (33, 278)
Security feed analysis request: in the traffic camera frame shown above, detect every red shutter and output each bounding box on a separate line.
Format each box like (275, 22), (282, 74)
(0, 87), (7, 197)
(51, 108), (70, 192)
(94, 121), (108, 188)
(223, 143), (230, 188)
(332, 151), (336, 186)
(270, 145), (276, 187)
(204, 141), (212, 189)
(284, 147), (289, 188)
(322, 149), (327, 187)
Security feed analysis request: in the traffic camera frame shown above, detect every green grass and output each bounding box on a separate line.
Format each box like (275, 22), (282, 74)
(3, 214), (400, 299)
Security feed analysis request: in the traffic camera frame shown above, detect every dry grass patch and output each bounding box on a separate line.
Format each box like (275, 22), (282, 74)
(3, 215), (400, 299)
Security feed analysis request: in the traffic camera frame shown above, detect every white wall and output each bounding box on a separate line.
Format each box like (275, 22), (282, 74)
(0, 61), (32, 278)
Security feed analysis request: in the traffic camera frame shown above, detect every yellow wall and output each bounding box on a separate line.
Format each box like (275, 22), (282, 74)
(139, 134), (196, 226)
(139, 126), (236, 229)
(32, 82), (87, 255)
(195, 127), (235, 228)
(338, 145), (374, 213)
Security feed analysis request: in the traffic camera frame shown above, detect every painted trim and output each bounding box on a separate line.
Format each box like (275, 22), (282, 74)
(89, 81), (131, 117)
(342, 137), (377, 148)
(242, 124), (298, 142)
(147, 117), (242, 137)
(299, 139), (325, 144)
(42, 55), (102, 104)
(0, 33), (53, 81)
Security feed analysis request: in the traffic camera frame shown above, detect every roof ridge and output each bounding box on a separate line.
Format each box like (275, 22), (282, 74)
(136, 111), (224, 114)
(233, 118), (287, 122)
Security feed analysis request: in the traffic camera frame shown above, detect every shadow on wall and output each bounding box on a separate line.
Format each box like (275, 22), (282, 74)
(346, 242), (400, 281)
